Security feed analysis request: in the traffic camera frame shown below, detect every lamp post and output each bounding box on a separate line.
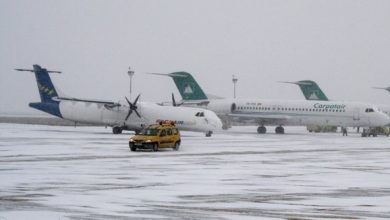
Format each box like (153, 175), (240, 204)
(232, 75), (238, 99)
(127, 67), (135, 100)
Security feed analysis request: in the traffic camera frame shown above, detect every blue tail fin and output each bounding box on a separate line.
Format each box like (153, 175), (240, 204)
(33, 64), (60, 103)
(16, 64), (62, 117)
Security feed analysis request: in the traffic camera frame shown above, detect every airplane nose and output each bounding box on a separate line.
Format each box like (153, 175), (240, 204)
(213, 117), (223, 130)
(385, 114), (390, 126)
(205, 116), (223, 130)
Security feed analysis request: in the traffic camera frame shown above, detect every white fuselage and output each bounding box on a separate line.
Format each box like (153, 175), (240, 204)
(196, 99), (390, 127)
(59, 101), (222, 132)
(378, 104), (390, 118)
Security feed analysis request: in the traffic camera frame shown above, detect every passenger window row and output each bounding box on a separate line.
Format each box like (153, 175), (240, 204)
(237, 106), (347, 113)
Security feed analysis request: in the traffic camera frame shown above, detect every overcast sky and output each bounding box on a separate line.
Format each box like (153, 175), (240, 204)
(1, 0), (390, 114)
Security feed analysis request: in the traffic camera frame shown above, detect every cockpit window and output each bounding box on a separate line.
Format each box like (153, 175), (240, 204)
(195, 112), (205, 117)
(365, 108), (374, 113)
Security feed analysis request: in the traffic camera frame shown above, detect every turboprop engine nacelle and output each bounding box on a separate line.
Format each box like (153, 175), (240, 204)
(206, 100), (237, 115)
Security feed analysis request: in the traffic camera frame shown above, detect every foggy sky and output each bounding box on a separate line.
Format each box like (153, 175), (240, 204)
(1, 0), (390, 115)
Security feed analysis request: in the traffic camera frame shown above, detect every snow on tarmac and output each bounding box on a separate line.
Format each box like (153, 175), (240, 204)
(0, 123), (390, 219)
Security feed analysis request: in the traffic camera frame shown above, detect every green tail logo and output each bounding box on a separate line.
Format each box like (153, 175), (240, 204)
(296, 80), (328, 101)
(168, 72), (208, 100)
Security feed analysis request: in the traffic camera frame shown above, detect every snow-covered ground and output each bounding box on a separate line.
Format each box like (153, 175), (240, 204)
(1, 123), (390, 219)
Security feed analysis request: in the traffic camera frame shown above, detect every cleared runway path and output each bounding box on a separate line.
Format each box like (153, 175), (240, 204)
(1, 124), (390, 219)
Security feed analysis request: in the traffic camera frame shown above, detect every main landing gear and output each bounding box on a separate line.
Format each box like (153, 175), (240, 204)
(257, 126), (267, 134)
(275, 126), (285, 134)
(112, 126), (123, 134)
(205, 131), (213, 137)
(257, 126), (285, 134)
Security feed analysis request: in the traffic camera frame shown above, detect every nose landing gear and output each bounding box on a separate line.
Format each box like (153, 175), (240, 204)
(206, 131), (213, 137)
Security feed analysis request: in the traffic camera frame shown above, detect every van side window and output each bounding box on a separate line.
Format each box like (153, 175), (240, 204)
(365, 108), (374, 113)
(160, 129), (166, 136)
(167, 129), (172, 135)
(172, 128), (178, 135)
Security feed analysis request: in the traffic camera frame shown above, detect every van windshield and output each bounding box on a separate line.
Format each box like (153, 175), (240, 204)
(140, 128), (159, 136)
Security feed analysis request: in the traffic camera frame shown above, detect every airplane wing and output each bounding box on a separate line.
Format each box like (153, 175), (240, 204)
(182, 100), (210, 106)
(54, 97), (121, 108)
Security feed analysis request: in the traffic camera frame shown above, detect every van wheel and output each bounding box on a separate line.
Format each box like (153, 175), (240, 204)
(129, 142), (136, 151)
(153, 143), (159, 152)
(173, 142), (180, 151)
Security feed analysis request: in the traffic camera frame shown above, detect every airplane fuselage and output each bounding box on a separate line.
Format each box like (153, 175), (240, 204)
(59, 100), (222, 132)
(197, 99), (390, 128)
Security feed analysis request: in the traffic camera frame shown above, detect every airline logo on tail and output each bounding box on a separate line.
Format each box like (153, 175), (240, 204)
(38, 83), (56, 96)
(147, 72), (208, 100)
(184, 84), (194, 94)
(308, 93), (320, 100)
(280, 80), (329, 101)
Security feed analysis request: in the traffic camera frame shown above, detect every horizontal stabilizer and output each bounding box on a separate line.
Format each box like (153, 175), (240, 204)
(373, 87), (390, 93)
(55, 97), (120, 106)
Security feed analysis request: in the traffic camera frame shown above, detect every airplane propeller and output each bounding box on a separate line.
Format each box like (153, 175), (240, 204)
(172, 93), (177, 106)
(171, 93), (182, 107)
(124, 94), (141, 121)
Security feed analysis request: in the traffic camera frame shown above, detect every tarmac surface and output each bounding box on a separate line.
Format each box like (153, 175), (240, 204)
(1, 123), (390, 219)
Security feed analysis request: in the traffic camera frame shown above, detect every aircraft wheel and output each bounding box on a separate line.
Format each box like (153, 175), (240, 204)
(275, 126), (285, 134)
(257, 126), (266, 134)
(113, 127), (122, 134)
(205, 131), (213, 137)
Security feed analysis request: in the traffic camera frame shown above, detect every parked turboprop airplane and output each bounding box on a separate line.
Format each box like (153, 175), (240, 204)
(16, 65), (222, 136)
(149, 72), (390, 134)
(283, 80), (390, 116)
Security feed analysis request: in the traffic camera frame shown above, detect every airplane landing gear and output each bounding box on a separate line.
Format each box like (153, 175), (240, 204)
(112, 126), (123, 134)
(257, 126), (266, 134)
(205, 131), (213, 137)
(275, 126), (285, 134)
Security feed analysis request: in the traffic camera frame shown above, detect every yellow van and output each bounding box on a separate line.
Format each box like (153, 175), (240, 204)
(129, 122), (181, 151)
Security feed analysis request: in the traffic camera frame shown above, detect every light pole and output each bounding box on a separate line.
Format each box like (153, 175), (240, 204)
(127, 67), (135, 100)
(232, 74), (238, 99)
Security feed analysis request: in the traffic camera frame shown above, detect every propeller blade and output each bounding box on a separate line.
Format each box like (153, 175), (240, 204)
(125, 109), (133, 121)
(133, 94), (141, 105)
(172, 93), (177, 106)
(134, 110), (141, 118)
(125, 96), (131, 105)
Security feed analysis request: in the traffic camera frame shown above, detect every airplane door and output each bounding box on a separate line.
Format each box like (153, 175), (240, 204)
(353, 108), (360, 120)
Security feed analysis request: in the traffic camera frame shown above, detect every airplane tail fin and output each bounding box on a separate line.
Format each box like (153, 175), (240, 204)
(16, 64), (61, 103)
(16, 64), (62, 117)
(280, 80), (329, 101)
(148, 72), (208, 100)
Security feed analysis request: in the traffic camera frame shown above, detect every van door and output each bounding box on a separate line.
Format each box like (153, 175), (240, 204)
(159, 129), (171, 148)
